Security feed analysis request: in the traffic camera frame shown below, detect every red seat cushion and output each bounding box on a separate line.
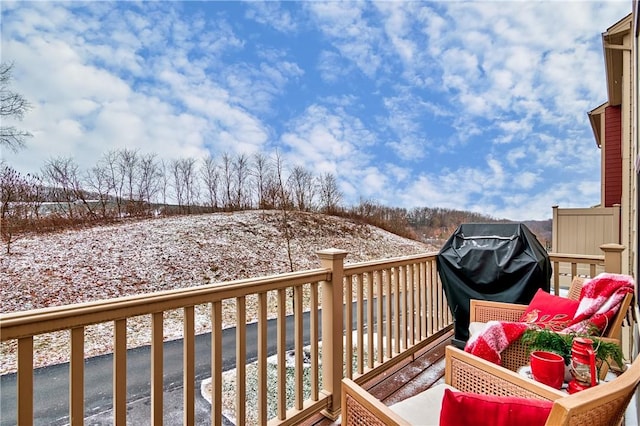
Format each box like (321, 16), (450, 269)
(519, 289), (579, 331)
(439, 389), (552, 426)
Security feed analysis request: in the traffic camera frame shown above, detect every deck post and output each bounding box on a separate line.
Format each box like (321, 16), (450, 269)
(317, 248), (348, 420)
(601, 243), (625, 274)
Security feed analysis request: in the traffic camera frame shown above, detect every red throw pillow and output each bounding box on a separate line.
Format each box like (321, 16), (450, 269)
(439, 389), (552, 426)
(519, 289), (579, 331)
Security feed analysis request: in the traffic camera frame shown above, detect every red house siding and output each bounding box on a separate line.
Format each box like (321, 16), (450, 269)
(604, 105), (622, 207)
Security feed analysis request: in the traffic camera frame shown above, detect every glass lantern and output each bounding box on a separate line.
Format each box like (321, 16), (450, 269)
(567, 337), (597, 394)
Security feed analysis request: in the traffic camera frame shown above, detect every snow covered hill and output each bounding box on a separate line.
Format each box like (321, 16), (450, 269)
(0, 210), (436, 373)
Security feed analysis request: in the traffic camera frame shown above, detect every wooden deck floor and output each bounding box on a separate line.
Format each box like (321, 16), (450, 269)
(304, 330), (454, 425)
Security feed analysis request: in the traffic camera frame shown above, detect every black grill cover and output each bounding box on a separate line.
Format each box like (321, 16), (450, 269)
(437, 223), (551, 342)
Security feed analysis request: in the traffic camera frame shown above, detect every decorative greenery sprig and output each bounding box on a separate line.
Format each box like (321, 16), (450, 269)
(521, 328), (624, 371)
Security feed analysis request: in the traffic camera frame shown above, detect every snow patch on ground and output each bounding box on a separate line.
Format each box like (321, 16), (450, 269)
(1, 210), (435, 374)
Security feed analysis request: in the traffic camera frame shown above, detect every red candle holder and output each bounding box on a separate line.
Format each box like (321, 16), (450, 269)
(568, 337), (597, 394)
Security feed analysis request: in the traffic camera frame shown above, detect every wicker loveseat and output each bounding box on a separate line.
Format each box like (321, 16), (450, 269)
(469, 276), (633, 379)
(342, 345), (640, 426)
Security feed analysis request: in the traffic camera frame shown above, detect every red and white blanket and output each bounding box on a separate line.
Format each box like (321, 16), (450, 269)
(563, 272), (634, 334)
(465, 273), (635, 365)
(464, 321), (530, 365)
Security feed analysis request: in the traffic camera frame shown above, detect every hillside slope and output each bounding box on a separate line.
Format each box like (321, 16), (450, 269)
(1, 210), (436, 313)
(1, 210), (437, 373)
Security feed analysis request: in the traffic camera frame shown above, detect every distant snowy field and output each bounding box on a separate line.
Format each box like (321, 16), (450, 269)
(0, 210), (435, 373)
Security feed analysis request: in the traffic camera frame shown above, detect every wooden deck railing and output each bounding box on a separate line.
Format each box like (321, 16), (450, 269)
(548, 243), (625, 294)
(0, 244), (626, 425)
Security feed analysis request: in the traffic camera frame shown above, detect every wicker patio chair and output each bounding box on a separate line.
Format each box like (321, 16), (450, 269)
(469, 276), (633, 378)
(342, 345), (640, 426)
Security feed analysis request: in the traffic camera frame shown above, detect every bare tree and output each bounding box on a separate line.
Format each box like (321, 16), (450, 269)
(0, 62), (32, 152)
(170, 159), (185, 211)
(137, 153), (161, 213)
(115, 149), (142, 215)
(273, 151), (294, 272)
(201, 155), (220, 211)
(24, 172), (43, 220)
(288, 165), (316, 212)
(318, 172), (342, 214)
(221, 153), (234, 210)
(181, 158), (199, 210)
(233, 153), (251, 209)
(101, 150), (125, 217)
(0, 164), (38, 253)
(117, 149), (139, 202)
(159, 159), (169, 208)
(85, 164), (113, 219)
(1, 163), (22, 221)
(253, 153), (273, 210)
(170, 158), (198, 213)
(41, 157), (90, 218)
(260, 173), (281, 210)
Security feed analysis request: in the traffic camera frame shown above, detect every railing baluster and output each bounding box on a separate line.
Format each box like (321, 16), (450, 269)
(408, 264), (412, 344)
(375, 270), (383, 364)
(183, 306), (195, 425)
(257, 292), (268, 424)
(433, 260), (440, 331)
(416, 264), (421, 340)
(236, 297), (246, 425)
(211, 301), (222, 426)
(408, 265), (415, 346)
(277, 288), (286, 420)
(294, 284), (303, 410)
(151, 312), (163, 425)
(420, 262), (427, 339)
(400, 266), (407, 350)
(366, 271), (374, 369)
(70, 326), (84, 426)
(356, 274), (364, 374)
(113, 319), (127, 425)
(393, 267), (400, 354)
(17, 336), (33, 426)
(427, 261), (434, 335)
(310, 282), (319, 401)
(385, 269), (392, 359)
(437, 264), (444, 330)
(345, 275), (353, 379)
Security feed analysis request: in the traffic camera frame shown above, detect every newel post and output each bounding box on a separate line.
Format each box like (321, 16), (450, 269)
(600, 243), (625, 274)
(317, 248), (348, 420)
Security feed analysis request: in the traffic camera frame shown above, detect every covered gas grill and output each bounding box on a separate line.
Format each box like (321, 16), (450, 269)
(437, 223), (551, 346)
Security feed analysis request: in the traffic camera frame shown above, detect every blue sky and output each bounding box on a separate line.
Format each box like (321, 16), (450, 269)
(1, 1), (631, 220)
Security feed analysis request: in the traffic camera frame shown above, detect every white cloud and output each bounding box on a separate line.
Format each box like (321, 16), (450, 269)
(245, 2), (298, 33)
(306, 1), (383, 78)
(1, 1), (631, 222)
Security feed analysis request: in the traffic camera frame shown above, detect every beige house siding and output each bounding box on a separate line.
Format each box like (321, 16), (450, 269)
(557, 14), (636, 277)
(614, 18), (635, 276)
(634, 1), (639, 282)
(620, 19), (637, 276)
(552, 205), (621, 255)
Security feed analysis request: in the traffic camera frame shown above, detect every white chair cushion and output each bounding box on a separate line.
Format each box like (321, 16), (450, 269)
(389, 383), (457, 425)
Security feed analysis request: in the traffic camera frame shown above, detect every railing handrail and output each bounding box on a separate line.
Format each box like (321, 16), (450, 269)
(343, 252), (438, 275)
(0, 252), (448, 342)
(548, 252), (605, 263)
(0, 268), (331, 341)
